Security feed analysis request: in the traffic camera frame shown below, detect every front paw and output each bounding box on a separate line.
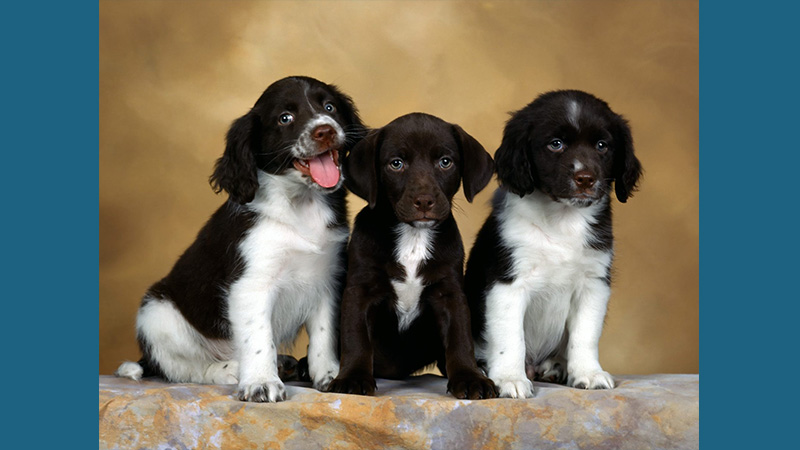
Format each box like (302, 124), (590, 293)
(326, 374), (376, 396)
(309, 360), (339, 392)
(493, 377), (535, 399)
(568, 369), (614, 389)
(447, 371), (498, 400)
(277, 355), (300, 381)
(236, 380), (287, 402)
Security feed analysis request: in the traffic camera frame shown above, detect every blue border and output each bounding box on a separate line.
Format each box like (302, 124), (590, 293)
(701, 2), (797, 449)
(4, 2), (98, 448)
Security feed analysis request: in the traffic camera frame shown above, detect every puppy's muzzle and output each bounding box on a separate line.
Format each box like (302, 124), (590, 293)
(312, 124), (337, 151)
(395, 189), (450, 226)
(293, 124), (344, 189)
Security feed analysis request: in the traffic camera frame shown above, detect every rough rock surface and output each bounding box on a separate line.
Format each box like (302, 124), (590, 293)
(99, 373), (698, 450)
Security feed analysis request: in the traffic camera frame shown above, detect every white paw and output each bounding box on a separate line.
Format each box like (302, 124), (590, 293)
(568, 369), (614, 389)
(536, 358), (567, 384)
(494, 378), (535, 399)
(115, 361), (143, 381)
(310, 361), (339, 392)
(236, 380), (287, 402)
(205, 361), (239, 385)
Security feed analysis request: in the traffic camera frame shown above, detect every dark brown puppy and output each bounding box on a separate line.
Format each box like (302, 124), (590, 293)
(328, 113), (497, 399)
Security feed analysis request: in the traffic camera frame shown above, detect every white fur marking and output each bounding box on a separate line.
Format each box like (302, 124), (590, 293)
(568, 100), (580, 128)
(391, 223), (434, 332)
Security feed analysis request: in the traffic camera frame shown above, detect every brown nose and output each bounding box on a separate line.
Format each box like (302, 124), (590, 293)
(413, 194), (435, 213)
(312, 125), (336, 143)
(574, 170), (596, 190)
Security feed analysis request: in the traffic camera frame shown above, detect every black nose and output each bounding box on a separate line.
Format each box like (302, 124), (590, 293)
(574, 170), (596, 190)
(311, 125), (336, 143)
(413, 194), (435, 213)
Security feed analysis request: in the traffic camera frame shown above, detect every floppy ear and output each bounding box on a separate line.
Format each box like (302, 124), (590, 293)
(343, 128), (382, 208)
(494, 114), (537, 197)
(612, 115), (642, 203)
(451, 125), (494, 203)
(209, 112), (260, 205)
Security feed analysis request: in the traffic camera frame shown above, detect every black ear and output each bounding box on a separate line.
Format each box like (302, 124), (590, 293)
(612, 115), (642, 203)
(209, 112), (260, 205)
(451, 124), (494, 202)
(343, 128), (381, 208)
(494, 114), (537, 197)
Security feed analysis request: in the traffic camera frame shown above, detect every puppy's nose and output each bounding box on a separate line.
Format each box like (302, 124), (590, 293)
(413, 194), (435, 213)
(574, 170), (596, 189)
(312, 125), (336, 143)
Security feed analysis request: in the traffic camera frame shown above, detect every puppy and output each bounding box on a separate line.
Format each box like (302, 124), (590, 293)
(115, 76), (366, 402)
(327, 113), (498, 399)
(465, 90), (642, 398)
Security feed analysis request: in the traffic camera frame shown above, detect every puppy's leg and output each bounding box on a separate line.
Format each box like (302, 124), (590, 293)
(565, 279), (615, 389)
(429, 284), (497, 400)
(305, 292), (340, 391)
(327, 284), (377, 396)
(121, 297), (237, 384)
(482, 283), (534, 398)
(228, 280), (286, 402)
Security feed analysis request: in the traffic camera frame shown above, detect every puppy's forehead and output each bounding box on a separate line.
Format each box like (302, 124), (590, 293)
(551, 93), (615, 129)
(254, 77), (333, 113)
(381, 113), (458, 155)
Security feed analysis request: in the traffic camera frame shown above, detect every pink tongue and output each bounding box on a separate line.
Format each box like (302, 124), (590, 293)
(307, 152), (340, 188)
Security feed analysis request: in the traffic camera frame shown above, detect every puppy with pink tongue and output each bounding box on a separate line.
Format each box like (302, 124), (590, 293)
(294, 148), (341, 189)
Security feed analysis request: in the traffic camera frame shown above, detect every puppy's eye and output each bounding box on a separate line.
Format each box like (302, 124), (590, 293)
(278, 113), (294, 125)
(324, 102), (336, 113)
(547, 139), (564, 152)
(389, 158), (405, 171)
(439, 157), (453, 169)
(596, 140), (609, 153)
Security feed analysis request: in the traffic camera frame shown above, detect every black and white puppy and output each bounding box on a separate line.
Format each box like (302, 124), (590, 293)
(327, 113), (498, 399)
(465, 90), (642, 398)
(115, 76), (366, 402)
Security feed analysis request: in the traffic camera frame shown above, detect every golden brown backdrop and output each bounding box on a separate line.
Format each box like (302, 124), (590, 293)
(99, 0), (698, 376)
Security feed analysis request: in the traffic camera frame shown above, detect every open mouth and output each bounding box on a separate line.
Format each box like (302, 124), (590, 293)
(293, 149), (341, 188)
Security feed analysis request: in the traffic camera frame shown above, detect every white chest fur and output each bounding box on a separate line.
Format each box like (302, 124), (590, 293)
(497, 191), (613, 360)
(499, 191), (612, 288)
(391, 223), (434, 332)
(233, 172), (348, 343)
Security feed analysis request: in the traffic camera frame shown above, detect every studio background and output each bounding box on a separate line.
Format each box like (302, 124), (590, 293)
(99, 0), (698, 376)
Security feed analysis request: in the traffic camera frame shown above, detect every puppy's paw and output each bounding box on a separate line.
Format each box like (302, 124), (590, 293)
(309, 359), (339, 392)
(326, 374), (376, 396)
(447, 371), (498, 400)
(535, 358), (567, 384)
(312, 371), (338, 392)
(236, 380), (287, 402)
(296, 356), (310, 382)
(115, 361), (143, 381)
(494, 377), (534, 399)
(205, 361), (239, 385)
(568, 369), (615, 390)
(277, 355), (300, 381)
